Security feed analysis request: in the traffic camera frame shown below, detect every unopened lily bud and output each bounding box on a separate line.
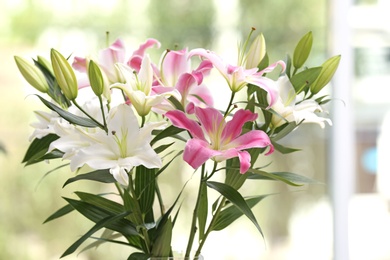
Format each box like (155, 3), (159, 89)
(245, 33), (266, 69)
(14, 56), (49, 93)
(88, 60), (104, 96)
(50, 48), (78, 100)
(37, 55), (53, 75)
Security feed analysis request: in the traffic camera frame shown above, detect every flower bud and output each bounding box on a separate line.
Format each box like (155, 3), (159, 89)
(245, 33), (266, 69)
(37, 55), (53, 75)
(88, 60), (104, 96)
(14, 56), (49, 93)
(50, 48), (78, 100)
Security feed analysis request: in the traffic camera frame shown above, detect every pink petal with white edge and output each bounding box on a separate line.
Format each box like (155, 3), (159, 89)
(99, 38), (126, 67)
(162, 49), (190, 87)
(183, 139), (220, 169)
(194, 106), (225, 138)
(245, 76), (279, 108)
(128, 38), (161, 71)
(165, 110), (206, 141)
(228, 130), (274, 155)
(237, 150), (251, 173)
(221, 109), (258, 142)
(72, 56), (87, 72)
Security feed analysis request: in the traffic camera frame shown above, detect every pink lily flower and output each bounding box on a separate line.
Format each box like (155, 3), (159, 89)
(188, 48), (285, 107)
(127, 38), (161, 72)
(153, 48), (214, 113)
(165, 107), (274, 173)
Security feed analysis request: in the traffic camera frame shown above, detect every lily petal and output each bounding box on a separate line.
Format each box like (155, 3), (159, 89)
(183, 139), (221, 169)
(221, 109), (258, 142)
(165, 110), (206, 141)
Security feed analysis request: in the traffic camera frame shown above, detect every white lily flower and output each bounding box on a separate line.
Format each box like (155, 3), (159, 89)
(29, 110), (60, 141)
(58, 104), (165, 186)
(271, 75), (332, 128)
(111, 55), (180, 117)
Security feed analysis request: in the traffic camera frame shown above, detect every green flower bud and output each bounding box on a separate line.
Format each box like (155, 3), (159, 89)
(50, 48), (78, 100)
(245, 33), (266, 69)
(14, 56), (49, 93)
(88, 60), (104, 96)
(37, 55), (53, 75)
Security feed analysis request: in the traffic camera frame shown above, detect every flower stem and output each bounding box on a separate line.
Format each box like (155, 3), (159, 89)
(185, 164), (206, 258)
(72, 99), (106, 130)
(224, 92), (236, 117)
(195, 197), (227, 257)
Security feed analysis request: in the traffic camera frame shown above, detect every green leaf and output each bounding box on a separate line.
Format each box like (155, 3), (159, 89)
(60, 211), (131, 258)
(22, 134), (59, 165)
(247, 170), (322, 185)
(271, 121), (299, 142)
(34, 57), (71, 108)
(80, 230), (126, 253)
(151, 125), (185, 146)
(197, 181), (208, 241)
(154, 142), (175, 154)
(206, 181), (263, 237)
(257, 52), (269, 72)
(151, 217), (173, 257)
(75, 192), (125, 214)
(290, 67), (322, 94)
(36, 95), (101, 128)
(64, 198), (138, 237)
(63, 169), (116, 187)
(43, 204), (74, 223)
(135, 166), (156, 216)
(213, 195), (270, 231)
(293, 31), (313, 70)
(285, 54), (292, 78)
(156, 151), (183, 177)
(168, 96), (184, 111)
(310, 55), (341, 94)
(224, 157), (247, 190)
(272, 141), (301, 154)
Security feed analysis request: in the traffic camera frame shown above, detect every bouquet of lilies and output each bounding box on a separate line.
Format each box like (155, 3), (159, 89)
(15, 29), (340, 259)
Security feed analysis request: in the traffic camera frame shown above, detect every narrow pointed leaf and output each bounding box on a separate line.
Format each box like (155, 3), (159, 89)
(22, 134), (59, 165)
(197, 181), (208, 240)
(206, 181), (263, 237)
(75, 192), (125, 214)
(64, 198), (138, 237)
(225, 157), (247, 190)
(60, 211), (131, 258)
(272, 141), (301, 154)
(43, 204), (74, 223)
(63, 169), (116, 187)
(247, 170), (321, 185)
(36, 95), (101, 128)
(135, 166), (156, 215)
(151, 125), (185, 146)
(213, 195), (270, 231)
(151, 217), (173, 257)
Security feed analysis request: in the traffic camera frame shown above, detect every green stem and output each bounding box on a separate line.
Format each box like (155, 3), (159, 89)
(128, 170), (151, 254)
(185, 164), (206, 258)
(72, 99), (106, 130)
(195, 197), (227, 257)
(224, 92), (236, 117)
(98, 95), (108, 132)
(155, 180), (166, 216)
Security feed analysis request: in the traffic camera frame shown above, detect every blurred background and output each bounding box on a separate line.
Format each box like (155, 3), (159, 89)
(0, 0), (389, 259)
